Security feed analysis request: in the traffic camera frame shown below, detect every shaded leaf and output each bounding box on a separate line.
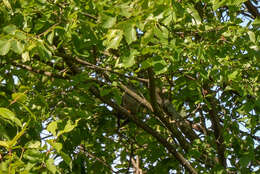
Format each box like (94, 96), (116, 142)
(122, 23), (137, 44)
(116, 49), (139, 68)
(3, 24), (16, 34)
(9, 125), (27, 147)
(10, 40), (24, 54)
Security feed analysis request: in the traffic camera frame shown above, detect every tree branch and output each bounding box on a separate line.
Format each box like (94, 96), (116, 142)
(56, 50), (80, 75)
(12, 62), (66, 79)
(74, 56), (149, 83)
(118, 82), (153, 112)
(89, 86), (197, 174)
(79, 145), (117, 173)
(206, 90), (226, 168)
(244, 1), (260, 19)
(56, 52), (149, 83)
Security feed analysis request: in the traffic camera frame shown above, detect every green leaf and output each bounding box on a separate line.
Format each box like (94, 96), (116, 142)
(47, 31), (54, 44)
(100, 88), (112, 96)
(122, 23), (137, 44)
(24, 149), (43, 163)
(248, 31), (256, 43)
(141, 29), (154, 46)
(15, 31), (27, 40)
(26, 141), (41, 149)
(52, 142), (62, 153)
(252, 18), (260, 26)
(228, 71), (239, 81)
(230, 0), (247, 6)
(239, 153), (252, 168)
(46, 158), (57, 174)
(57, 119), (80, 137)
(47, 140), (63, 153)
(187, 5), (201, 25)
(212, 0), (226, 11)
(10, 40), (24, 54)
(22, 51), (30, 62)
(9, 125), (27, 147)
(37, 43), (52, 60)
(3, 0), (13, 12)
(0, 39), (11, 56)
(12, 92), (27, 103)
(47, 121), (58, 136)
(3, 24), (17, 34)
(0, 107), (22, 127)
(103, 29), (123, 49)
(121, 49), (138, 68)
(0, 141), (9, 148)
(101, 15), (117, 28)
(119, 3), (132, 18)
(153, 25), (168, 41)
(19, 103), (37, 121)
(60, 151), (72, 169)
(154, 62), (168, 75)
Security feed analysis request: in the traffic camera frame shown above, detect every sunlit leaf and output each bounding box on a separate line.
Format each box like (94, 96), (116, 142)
(121, 49), (138, 68)
(103, 29), (123, 49)
(57, 119), (80, 137)
(22, 51), (30, 62)
(12, 92), (27, 103)
(26, 141), (41, 149)
(248, 31), (256, 43)
(0, 108), (22, 127)
(0, 39), (11, 56)
(47, 31), (54, 44)
(46, 158), (57, 174)
(228, 71), (239, 81)
(0, 140), (9, 148)
(187, 5), (201, 25)
(101, 15), (117, 28)
(47, 121), (58, 136)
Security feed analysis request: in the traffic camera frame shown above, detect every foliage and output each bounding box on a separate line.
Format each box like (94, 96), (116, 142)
(0, 0), (259, 173)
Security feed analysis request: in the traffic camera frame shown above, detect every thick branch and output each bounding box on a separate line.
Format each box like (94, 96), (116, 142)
(89, 86), (197, 174)
(56, 50), (80, 75)
(147, 68), (162, 115)
(244, 1), (260, 19)
(147, 68), (195, 151)
(207, 92), (226, 168)
(118, 83), (153, 112)
(34, 55), (65, 71)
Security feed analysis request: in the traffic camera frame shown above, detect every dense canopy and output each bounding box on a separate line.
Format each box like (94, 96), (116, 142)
(0, 0), (259, 173)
